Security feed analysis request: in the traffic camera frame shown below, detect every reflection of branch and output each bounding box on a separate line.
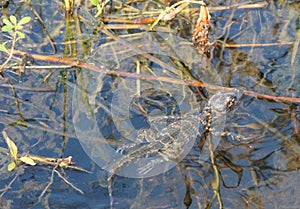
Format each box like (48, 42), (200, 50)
(25, 0), (56, 53)
(11, 50), (300, 103)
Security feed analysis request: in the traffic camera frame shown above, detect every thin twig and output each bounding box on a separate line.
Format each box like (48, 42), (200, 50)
(38, 165), (56, 203)
(54, 169), (84, 194)
(149, 0), (205, 30)
(215, 41), (294, 48)
(11, 50), (300, 103)
(0, 32), (17, 71)
(0, 168), (24, 197)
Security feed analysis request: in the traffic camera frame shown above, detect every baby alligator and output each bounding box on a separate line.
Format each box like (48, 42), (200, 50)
(107, 89), (243, 207)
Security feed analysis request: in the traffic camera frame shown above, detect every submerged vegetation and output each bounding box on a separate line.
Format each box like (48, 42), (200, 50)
(0, 15), (31, 71)
(0, 0), (299, 208)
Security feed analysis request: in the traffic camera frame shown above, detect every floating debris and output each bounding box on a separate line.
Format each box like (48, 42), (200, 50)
(192, 3), (211, 55)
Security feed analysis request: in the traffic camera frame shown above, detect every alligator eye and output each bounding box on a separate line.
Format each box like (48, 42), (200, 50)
(225, 96), (237, 111)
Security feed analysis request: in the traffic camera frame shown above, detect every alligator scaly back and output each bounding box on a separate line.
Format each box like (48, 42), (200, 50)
(107, 89), (243, 208)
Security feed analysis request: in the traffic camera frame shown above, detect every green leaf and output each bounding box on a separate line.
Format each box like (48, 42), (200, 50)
(0, 42), (9, 54)
(16, 31), (25, 39)
(2, 131), (18, 160)
(90, 0), (100, 6)
(2, 25), (14, 32)
(9, 15), (17, 25)
(19, 156), (36, 166)
(3, 18), (13, 27)
(18, 16), (31, 25)
(8, 162), (16, 172)
(15, 24), (24, 30)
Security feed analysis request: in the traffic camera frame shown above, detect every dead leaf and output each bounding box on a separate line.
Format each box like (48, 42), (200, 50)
(2, 131), (18, 160)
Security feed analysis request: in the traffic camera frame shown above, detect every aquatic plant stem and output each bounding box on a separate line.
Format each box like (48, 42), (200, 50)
(206, 133), (222, 209)
(0, 32), (17, 72)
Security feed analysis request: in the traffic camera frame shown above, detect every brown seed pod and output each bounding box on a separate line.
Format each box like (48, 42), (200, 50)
(192, 4), (211, 54)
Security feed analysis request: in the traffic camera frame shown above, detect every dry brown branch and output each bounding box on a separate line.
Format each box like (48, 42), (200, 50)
(10, 50), (300, 103)
(216, 42), (294, 48)
(208, 2), (267, 11)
